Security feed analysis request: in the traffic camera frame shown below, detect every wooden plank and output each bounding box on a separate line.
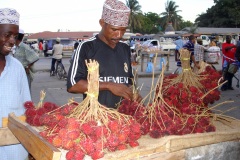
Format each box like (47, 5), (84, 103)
(0, 127), (20, 146)
(136, 150), (185, 160)
(2, 115), (26, 127)
(8, 113), (61, 160)
(165, 130), (240, 153)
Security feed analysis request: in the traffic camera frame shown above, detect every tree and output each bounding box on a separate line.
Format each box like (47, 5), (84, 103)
(126, 0), (142, 32)
(178, 20), (194, 30)
(160, 0), (182, 30)
(196, 0), (240, 27)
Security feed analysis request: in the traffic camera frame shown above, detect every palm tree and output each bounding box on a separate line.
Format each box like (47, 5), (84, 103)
(160, 0), (182, 30)
(126, 0), (142, 32)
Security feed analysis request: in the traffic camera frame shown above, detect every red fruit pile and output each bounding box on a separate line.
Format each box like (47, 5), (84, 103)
(119, 99), (186, 138)
(198, 66), (222, 105)
(39, 102), (142, 160)
(24, 101), (59, 126)
(118, 66), (221, 138)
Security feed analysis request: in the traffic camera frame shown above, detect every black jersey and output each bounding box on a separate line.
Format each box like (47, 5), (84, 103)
(67, 35), (133, 108)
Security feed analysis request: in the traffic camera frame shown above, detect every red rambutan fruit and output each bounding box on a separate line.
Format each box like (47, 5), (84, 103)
(32, 115), (41, 126)
(107, 135), (120, 147)
(65, 150), (75, 160)
(62, 138), (75, 150)
(52, 135), (62, 148)
(149, 130), (162, 138)
(81, 122), (94, 135)
(74, 150), (85, 160)
(25, 108), (37, 117)
(129, 141), (139, 147)
(108, 120), (120, 133)
(68, 130), (80, 140)
(117, 144), (128, 150)
(80, 138), (95, 154)
(23, 101), (35, 109)
(90, 150), (104, 160)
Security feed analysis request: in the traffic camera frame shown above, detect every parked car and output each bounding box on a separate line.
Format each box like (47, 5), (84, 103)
(45, 38), (75, 56)
(141, 39), (176, 55)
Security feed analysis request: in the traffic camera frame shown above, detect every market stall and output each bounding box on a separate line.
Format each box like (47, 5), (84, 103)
(1, 56), (240, 160)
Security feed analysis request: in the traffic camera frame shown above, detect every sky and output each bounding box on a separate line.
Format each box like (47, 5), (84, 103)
(0, 0), (215, 33)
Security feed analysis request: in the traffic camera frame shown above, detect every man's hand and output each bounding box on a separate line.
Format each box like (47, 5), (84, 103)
(107, 83), (142, 102)
(25, 66), (30, 74)
(108, 83), (133, 100)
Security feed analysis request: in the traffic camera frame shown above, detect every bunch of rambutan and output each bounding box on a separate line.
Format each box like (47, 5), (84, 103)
(119, 61), (219, 139)
(24, 100), (59, 126)
(39, 60), (143, 160)
(39, 101), (142, 160)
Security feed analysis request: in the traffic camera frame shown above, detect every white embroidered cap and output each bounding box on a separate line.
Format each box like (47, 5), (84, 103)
(102, 0), (130, 27)
(0, 8), (20, 25)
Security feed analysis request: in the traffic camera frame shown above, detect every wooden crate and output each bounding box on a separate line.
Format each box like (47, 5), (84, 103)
(5, 112), (240, 160)
(7, 113), (61, 160)
(0, 115), (26, 146)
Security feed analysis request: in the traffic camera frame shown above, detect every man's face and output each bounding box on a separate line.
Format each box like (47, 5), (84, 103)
(226, 36), (231, 43)
(101, 20), (127, 46)
(0, 24), (19, 56)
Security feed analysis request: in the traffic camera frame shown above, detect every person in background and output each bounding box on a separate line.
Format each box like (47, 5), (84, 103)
(50, 37), (67, 76)
(194, 38), (207, 63)
(43, 40), (49, 57)
(14, 29), (39, 91)
(38, 40), (43, 56)
(0, 8), (31, 160)
(174, 36), (184, 62)
(130, 48), (137, 65)
(209, 38), (217, 47)
(31, 41), (39, 53)
(182, 34), (200, 69)
(67, 0), (142, 109)
(221, 35), (237, 91)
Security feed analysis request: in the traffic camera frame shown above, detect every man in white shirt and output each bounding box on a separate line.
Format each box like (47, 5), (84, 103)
(50, 37), (66, 76)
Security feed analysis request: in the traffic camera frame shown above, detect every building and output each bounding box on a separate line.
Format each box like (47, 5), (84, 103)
(26, 31), (98, 42)
(177, 27), (240, 36)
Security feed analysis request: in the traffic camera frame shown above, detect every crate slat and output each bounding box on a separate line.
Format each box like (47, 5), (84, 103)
(8, 113), (61, 160)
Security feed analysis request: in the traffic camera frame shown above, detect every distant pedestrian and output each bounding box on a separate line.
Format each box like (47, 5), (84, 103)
(50, 37), (67, 76)
(38, 40), (43, 56)
(31, 41), (39, 53)
(15, 29), (39, 91)
(221, 35), (237, 91)
(43, 40), (49, 57)
(174, 36), (184, 62)
(182, 35), (200, 69)
(194, 38), (207, 62)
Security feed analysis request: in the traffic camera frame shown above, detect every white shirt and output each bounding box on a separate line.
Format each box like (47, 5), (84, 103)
(52, 43), (63, 59)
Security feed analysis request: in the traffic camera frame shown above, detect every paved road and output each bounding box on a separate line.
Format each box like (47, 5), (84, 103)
(31, 55), (240, 119)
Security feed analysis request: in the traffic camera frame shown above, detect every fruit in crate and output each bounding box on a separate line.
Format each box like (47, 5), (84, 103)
(38, 60), (142, 160)
(24, 91), (60, 126)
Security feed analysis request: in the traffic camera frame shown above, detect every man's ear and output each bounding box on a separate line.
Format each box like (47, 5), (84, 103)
(99, 19), (105, 27)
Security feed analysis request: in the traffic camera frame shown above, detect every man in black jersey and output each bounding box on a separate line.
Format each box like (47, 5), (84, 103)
(67, 0), (142, 109)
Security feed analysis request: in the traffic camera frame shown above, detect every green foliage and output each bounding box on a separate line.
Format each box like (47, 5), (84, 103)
(126, 0), (238, 34)
(196, 0), (240, 27)
(179, 21), (194, 30)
